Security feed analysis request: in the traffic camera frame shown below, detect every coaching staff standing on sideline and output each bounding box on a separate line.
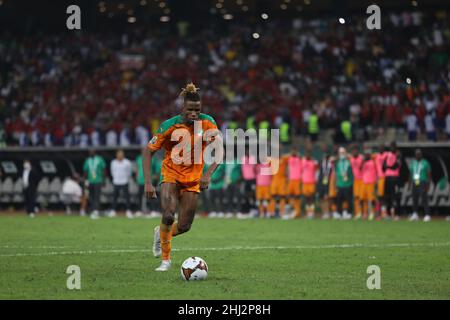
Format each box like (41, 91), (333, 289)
(83, 149), (106, 219)
(109, 149), (133, 219)
(22, 160), (39, 218)
(408, 149), (432, 222)
(382, 142), (402, 220)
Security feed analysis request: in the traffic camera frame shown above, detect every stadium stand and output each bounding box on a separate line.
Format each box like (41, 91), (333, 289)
(1, 10), (449, 147)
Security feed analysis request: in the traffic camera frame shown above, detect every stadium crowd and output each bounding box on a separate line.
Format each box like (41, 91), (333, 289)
(1, 10), (450, 147)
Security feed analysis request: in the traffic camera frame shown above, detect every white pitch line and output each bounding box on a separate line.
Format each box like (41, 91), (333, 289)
(0, 245), (71, 249)
(0, 245), (145, 249)
(1, 242), (450, 258)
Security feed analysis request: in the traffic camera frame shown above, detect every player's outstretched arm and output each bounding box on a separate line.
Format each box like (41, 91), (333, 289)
(143, 148), (157, 199)
(201, 162), (220, 190)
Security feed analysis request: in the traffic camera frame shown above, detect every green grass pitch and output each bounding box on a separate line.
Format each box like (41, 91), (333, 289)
(0, 215), (449, 299)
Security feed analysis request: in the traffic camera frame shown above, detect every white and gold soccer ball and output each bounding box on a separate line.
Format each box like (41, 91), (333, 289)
(180, 257), (208, 281)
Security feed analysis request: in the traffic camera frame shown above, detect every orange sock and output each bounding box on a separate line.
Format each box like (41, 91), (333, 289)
(363, 202), (368, 218)
(354, 199), (361, 215)
(160, 224), (173, 261)
(294, 199), (301, 217)
(331, 203), (337, 212)
(289, 198), (297, 216)
(259, 204), (265, 217)
(279, 198), (286, 216)
(268, 199), (276, 215)
(171, 222), (179, 237)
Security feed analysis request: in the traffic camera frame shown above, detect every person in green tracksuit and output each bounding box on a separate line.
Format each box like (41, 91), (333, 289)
(334, 147), (354, 219)
(136, 150), (162, 214)
(205, 162), (225, 216)
(82, 149), (106, 219)
(200, 164), (212, 215)
(224, 160), (242, 216)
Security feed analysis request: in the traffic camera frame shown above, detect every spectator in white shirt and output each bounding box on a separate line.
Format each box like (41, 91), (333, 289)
(424, 93), (437, 114)
(405, 113), (419, 141)
(444, 113), (450, 140)
(119, 126), (131, 146)
(109, 149), (133, 218)
(106, 129), (118, 146)
(90, 129), (101, 147)
(424, 112), (437, 141)
(135, 125), (149, 146)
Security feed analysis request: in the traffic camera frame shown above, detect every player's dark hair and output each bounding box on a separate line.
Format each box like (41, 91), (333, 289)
(390, 141), (397, 151)
(180, 82), (200, 102)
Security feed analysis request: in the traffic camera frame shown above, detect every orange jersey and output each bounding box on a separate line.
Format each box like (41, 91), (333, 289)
(269, 155), (289, 195)
(271, 155), (289, 181)
(147, 113), (218, 184)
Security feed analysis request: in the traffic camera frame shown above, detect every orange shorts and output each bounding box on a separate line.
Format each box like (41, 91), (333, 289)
(287, 180), (301, 196)
(302, 183), (316, 197)
(256, 185), (271, 200)
(161, 175), (200, 193)
(377, 177), (385, 197)
(361, 183), (376, 202)
(353, 179), (363, 199)
(270, 179), (287, 196)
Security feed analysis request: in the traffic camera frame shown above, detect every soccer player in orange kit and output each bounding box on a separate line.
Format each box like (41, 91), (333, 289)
(143, 83), (222, 271)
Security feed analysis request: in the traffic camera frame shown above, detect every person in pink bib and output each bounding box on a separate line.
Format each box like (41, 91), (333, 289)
(287, 149), (303, 218)
(361, 151), (378, 220)
(374, 144), (388, 216)
(255, 161), (272, 218)
(382, 142), (402, 220)
(302, 150), (318, 218)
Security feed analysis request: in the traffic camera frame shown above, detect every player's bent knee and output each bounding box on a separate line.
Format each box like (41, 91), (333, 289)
(161, 214), (175, 226)
(177, 223), (192, 234)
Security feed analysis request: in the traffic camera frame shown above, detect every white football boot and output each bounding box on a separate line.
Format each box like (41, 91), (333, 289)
(90, 210), (99, 219)
(332, 212), (341, 220)
(423, 215), (431, 222)
(107, 210), (116, 218)
(152, 226), (162, 258)
(209, 211), (217, 218)
(342, 211), (352, 220)
(155, 260), (171, 272)
(126, 210), (134, 219)
(409, 212), (419, 221)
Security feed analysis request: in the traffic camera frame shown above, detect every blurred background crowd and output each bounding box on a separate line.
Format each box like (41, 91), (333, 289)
(1, 7), (449, 147)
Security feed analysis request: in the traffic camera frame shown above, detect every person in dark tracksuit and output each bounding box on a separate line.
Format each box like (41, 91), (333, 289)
(83, 149), (106, 219)
(408, 149), (432, 222)
(205, 162), (226, 217)
(334, 147), (354, 220)
(382, 142), (402, 220)
(22, 160), (40, 217)
(224, 159), (242, 217)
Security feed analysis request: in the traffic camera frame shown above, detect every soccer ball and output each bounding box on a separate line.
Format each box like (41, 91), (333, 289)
(180, 256), (208, 281)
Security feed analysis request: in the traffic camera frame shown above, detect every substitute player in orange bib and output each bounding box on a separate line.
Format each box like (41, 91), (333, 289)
(143, 83), (221, 271)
